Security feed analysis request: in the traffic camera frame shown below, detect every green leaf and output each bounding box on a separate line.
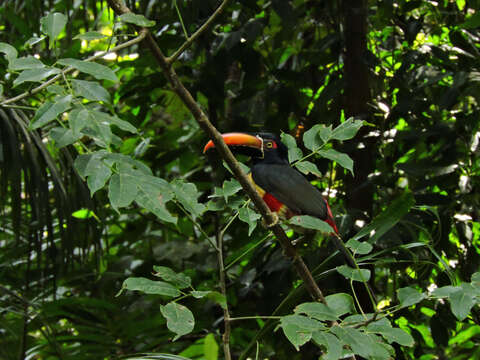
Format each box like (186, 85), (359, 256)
(303, 124), (331, 151)
(325, 293), (355, 317)
(92, 110), (137, 133)
(153, 266), (191, 289)
(57, 58), (118, 82)
(345, 239), (373, 255)
(172, 180), (206, 218)
(49, 127), (82, 147)
(397, 287), (426, 307)
(73, 151), (112, 195)
(449, 288), (476, 321)
(108, 172), (138, 210)
(280, 315), (323, 350)
(87, 163), (112, 196)
(74, 31), (108, 41)
(160, 302), (195, 341)
(71, 79), (111, 103)
(119, 13), (156, 27)
(207, 291), (227, 309)
(213, 179), (242, 202)
(30, 95), (72, 129)
(350, 191), (415, 243)
(0, 42), (18, 61)
(317, 149), (354, 175)
(136, 191), (177, 224)
(121, 277), (180, 297)
(25, 36), (46, 48)
(294, 161), (322, 177)
(294, 302), (338, 321)
(331, 326), (389, 359)
(432, 285), (458, 298)
(8, 56), (45, 70)
(281, 132), (303, 162)
(472, 272), (480, 289)
(191, 291), (210, 299)
(238, 207), (261, 236)
(336, 265), (371, 282)
(68, 108), (89, 133)
(204, 333), (219, 360)
(133, 173), (176, 223)
(13, 67), (61, 87)
(331, 118), (364, 141)
(289, 215), (334, 233)
(47, 84), (67, 95)
(367, 322), (414, 346)
(311, 331), (342, 360)
(40, 12), (67, 43)
(71, 208), (95, 219)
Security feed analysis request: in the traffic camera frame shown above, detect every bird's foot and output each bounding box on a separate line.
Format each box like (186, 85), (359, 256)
(262, 212), (279, 228)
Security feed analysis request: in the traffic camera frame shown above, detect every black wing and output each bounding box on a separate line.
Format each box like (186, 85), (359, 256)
(251, 163), (328, 220)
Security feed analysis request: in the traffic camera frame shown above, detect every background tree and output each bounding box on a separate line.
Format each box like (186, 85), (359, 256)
(1, 0), (480, 359)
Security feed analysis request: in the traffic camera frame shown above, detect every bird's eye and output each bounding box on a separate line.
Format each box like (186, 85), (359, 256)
(266, 141), (273, 148)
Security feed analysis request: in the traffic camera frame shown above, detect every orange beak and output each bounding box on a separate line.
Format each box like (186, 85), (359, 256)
(203, 132), (263, 153)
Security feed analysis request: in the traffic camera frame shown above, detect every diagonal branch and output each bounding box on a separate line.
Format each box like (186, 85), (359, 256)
(105, 0), (328, 305)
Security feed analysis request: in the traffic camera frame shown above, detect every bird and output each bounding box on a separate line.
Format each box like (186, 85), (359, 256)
(203, 132), (338, 234)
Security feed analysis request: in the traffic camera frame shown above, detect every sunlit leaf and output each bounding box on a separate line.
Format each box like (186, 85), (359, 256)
(40, 12), (67, 44)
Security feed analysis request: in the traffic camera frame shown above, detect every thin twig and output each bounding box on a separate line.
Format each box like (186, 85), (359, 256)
(1, 29), (147, 106)
(216, 225), (232, 360)
(167, 0), (231, 65)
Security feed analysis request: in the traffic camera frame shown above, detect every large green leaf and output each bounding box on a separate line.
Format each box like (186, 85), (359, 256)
(317, 149), (354, 175)
(13, 67), (61, 87)
(40, 12), (67, 43)
(153, 266), (192, 289)
(30, 95), (72, 129)
(397, 287), (426, 308)
(57, 58), (118, 82)
(289, 215), (334, 233)
(71, 79), (111, 103)
(160, 302), (195, 341)
(121, 277), (180, 297)
(8, 56), (45, 70)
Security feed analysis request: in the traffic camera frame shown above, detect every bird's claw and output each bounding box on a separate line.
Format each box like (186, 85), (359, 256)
(262, 212), (279, 228)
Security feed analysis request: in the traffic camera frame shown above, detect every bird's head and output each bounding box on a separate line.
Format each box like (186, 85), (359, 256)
(203, 132), (289, 164)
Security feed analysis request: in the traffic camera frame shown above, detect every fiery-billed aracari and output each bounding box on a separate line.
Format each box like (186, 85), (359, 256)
(203, 132), (338, 234)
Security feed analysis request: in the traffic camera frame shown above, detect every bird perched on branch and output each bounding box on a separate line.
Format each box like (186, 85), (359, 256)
(203, 132), (338, 234)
